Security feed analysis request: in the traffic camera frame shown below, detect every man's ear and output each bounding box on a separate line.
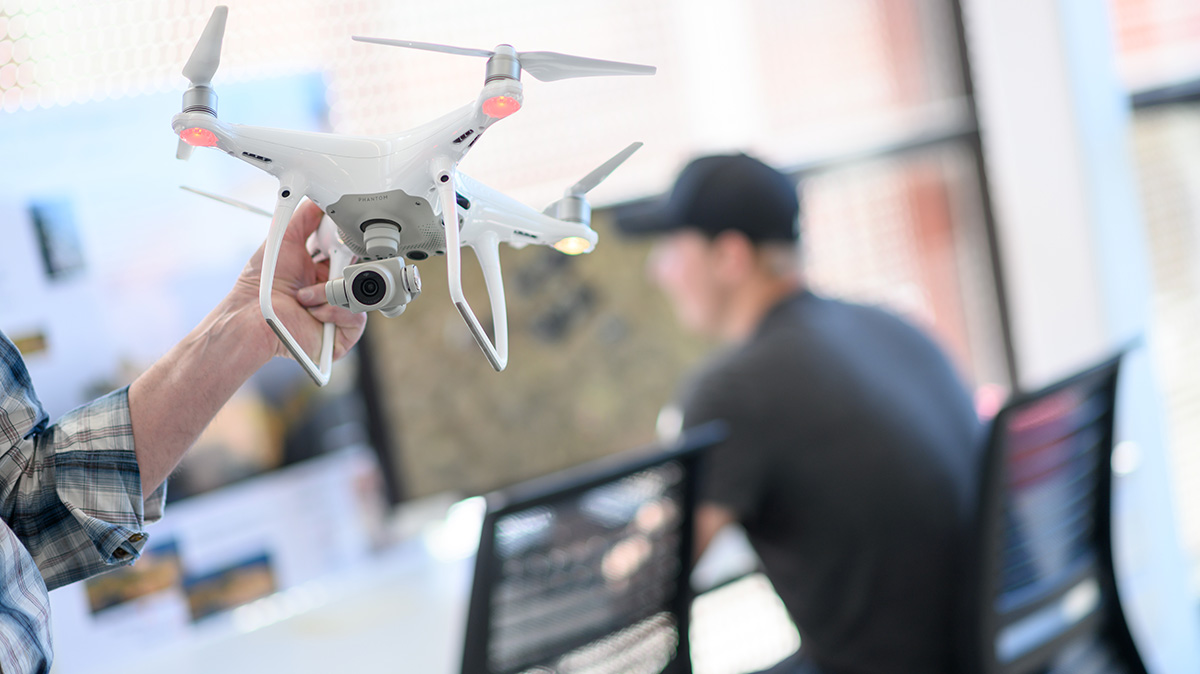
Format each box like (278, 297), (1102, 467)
(712, 230), (757, 280)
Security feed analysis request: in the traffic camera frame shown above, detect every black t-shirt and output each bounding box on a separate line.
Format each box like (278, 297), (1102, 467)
(681, 291), (982, 674)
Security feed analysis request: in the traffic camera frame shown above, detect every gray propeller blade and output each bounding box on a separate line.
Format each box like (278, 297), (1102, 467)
(351, 37), (492, 58)
(352, 36), (655, 83)
(176, 138), (194, 161)
(182, 6), (228, 86)
(569, 142), (643, 195)
(180, 186), (271, 217)
(517, 52), (655, 82)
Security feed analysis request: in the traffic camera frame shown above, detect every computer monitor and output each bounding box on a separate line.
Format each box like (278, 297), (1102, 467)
(461, 422), (726, 674)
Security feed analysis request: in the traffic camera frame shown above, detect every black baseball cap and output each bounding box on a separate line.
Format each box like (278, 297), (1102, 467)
(615, 153), (800, 242)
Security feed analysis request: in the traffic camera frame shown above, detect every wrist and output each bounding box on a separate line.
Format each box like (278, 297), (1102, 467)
(202, 290), (277, 371)
(129, 285), (275, 494)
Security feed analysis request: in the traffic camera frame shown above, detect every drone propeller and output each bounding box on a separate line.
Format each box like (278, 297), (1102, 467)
(183, 6), (228, 88)
(179, 186), (347, 264)
(568, 141), (643, 196)
(544, 142), (643, 247)
(179, 185), (271, 217)
(351, 37), (655, 82)
(175, 6), (228, 161)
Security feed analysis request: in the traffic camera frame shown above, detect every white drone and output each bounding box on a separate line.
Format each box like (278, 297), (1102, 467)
(173, 6), (653, 385)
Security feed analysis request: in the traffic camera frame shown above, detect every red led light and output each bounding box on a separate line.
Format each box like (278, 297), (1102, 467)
(180, 127), (218, 147)
(482, 95), (521, 119)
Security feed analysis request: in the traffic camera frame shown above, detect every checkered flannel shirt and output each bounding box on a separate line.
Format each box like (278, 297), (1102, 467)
(0, 332), (165, 673)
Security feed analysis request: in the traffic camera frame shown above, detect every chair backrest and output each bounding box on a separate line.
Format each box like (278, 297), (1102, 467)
(962, 353), (1148, 674)
(461, 423), (725, 674)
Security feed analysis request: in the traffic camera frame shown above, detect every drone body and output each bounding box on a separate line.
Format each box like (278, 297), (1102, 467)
(173, 7), (652, 385)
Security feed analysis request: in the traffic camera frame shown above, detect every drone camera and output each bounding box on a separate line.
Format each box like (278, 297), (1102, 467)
(327, 257), (422, 315)
(352, 270), (388, 306)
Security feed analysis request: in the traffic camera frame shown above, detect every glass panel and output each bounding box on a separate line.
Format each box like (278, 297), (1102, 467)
(803, 143), (1009, 395)
(744, 0), (968, 166)
(1110, 0), (1200, 90)
(1129, 103), (1200, 592)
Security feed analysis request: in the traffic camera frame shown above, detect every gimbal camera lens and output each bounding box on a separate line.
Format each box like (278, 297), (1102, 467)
(352, 270), (387, 306)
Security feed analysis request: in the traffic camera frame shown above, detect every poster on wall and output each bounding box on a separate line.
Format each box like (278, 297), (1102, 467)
(29, 198), (87, 280)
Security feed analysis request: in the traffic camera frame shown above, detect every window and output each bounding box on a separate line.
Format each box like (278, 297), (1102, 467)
(1111, 0), (1200, 594)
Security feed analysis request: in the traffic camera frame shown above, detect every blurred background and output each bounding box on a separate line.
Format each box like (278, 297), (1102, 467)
(0, 0), (1197, 672)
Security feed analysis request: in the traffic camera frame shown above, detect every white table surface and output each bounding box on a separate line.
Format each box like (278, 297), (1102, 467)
(120, 538), (475, 674)
(108, 501), (766, 674)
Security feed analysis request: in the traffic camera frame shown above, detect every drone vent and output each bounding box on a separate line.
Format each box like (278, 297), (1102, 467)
(341, 236), (368, 258)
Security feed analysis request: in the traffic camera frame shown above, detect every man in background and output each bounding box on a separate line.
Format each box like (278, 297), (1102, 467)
(618, 154), (981, 674)
(0, 201), (364, 673)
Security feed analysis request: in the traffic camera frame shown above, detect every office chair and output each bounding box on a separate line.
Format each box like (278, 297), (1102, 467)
(961, 353), (1148, 674)
(461, 423), (725, 674)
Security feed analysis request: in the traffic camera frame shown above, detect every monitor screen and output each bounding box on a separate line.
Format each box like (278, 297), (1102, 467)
(989, 367), (1121, 667)
(464, 426), (722, 674)
(998, 385), (1108, 608)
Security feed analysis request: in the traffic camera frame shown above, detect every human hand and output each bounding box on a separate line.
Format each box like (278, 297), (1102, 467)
(229, 199), (367, 364)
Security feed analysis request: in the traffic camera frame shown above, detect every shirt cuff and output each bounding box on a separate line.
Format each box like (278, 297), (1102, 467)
(85, 481), (167, 567)
(54, 386), (167, 569)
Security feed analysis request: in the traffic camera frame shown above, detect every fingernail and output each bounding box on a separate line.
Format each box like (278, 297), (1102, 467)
(298, 288), (314, 302)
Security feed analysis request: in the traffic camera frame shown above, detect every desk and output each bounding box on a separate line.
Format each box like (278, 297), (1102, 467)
(108, 506), (789, 674)
(122, 538), (473, 674)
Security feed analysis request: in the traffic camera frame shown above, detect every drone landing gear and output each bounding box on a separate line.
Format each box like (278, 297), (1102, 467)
(433, 159), (509, 372)
(260, 180), (339, 386)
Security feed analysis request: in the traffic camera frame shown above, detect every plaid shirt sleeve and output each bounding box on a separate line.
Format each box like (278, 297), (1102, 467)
(0, 333), (166, 589)
(0, 332), (167, 672)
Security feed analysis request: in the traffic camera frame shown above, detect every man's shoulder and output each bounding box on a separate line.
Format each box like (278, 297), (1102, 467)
(716, 293), (868, 373)
(784, 292), (923, 338)
(699, 292), (963, 401)
(766, 293), (952, 366)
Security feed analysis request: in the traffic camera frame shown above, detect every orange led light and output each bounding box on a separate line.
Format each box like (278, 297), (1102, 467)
(482, 95), (521, 119)
(180, 127), (218, 147)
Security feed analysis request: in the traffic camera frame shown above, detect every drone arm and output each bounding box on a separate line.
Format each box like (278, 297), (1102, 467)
(433, 161), (509, 371)
(260, 179), (337, 386)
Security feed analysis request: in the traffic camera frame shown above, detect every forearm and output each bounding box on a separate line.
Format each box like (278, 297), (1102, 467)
(128, 293), (275, 495)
